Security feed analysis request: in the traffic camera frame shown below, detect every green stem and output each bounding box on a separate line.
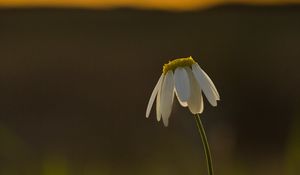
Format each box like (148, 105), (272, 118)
(195, 114), (214, 175)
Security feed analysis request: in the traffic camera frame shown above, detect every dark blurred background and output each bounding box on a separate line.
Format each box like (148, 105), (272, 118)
(0, 2), (300, 175)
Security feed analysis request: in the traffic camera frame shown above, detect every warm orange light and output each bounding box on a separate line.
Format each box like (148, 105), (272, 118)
(0, 0), (299, 10)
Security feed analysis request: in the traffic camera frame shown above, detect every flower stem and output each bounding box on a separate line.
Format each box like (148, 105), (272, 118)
(195, 114), (214, 175)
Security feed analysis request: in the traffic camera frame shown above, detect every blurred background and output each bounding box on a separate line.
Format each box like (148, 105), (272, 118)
(0, 0), (300, 175)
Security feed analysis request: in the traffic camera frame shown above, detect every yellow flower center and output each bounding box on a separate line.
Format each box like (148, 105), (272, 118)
(163, 56), (196, 74)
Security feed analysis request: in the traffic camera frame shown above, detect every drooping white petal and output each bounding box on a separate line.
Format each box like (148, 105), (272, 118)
(175, 90), (188, 107)
(185, 67), (204, 114)
(146, 74), (164, 118)
(156, 75), (164, 121)
(174, 67), (190, 106)
(192, 64), (218, 106)
(197, 64), (220, 100)
(160, 71), (175, 127)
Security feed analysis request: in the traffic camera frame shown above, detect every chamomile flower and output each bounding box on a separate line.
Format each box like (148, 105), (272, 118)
(146, 56), (220, 126)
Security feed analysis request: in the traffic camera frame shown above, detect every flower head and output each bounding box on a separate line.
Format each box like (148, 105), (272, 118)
(146, 56), (220, 126)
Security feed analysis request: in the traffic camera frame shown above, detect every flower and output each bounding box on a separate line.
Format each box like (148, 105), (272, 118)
(146, 56), (220, 126)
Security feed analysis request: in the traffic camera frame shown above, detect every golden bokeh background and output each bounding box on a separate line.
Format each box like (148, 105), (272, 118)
(0, 1), (300, 175)
(0, 0), (299, 10)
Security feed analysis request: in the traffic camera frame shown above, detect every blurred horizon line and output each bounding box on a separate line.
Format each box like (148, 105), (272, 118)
(0, 0), (299, 11)
(0, 3), (299, 12)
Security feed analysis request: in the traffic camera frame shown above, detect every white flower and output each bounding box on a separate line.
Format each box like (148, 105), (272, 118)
(146, 56), (220, 126)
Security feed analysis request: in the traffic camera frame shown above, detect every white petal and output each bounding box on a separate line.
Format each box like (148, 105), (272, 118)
(192, 64), (218, 106)
(174, 67), (190, 106)
(156, 75), (164, 121)
(146, 74), (164, 118)
(185, 67), (204, 114)
(175, 90), (188, 107)
(160, 71), (175, 127)
(198, 65), (220, 99)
